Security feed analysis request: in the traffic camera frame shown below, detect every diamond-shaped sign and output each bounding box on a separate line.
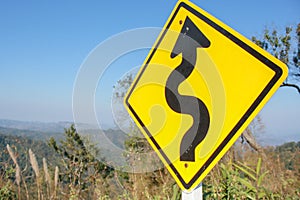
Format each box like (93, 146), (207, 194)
(124, 0), (288, 191)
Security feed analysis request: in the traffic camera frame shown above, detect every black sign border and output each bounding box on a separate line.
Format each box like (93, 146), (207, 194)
(125, 2), (283, 190)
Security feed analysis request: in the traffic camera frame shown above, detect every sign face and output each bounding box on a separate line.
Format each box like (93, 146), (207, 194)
(124, 0), (288, 191)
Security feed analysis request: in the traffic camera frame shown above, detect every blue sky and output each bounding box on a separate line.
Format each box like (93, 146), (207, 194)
(0, 0), (299, 144)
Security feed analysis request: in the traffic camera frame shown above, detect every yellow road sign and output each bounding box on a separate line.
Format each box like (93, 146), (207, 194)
(124, 0), (288, 191)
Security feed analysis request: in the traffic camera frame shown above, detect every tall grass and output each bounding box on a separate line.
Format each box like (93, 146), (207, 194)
(29, 148), (41, 200)
(2, 141), (300, 200)
(6, 144), (21, 200)
(54, 166), (59, 200)
(43, 157), (51, 199)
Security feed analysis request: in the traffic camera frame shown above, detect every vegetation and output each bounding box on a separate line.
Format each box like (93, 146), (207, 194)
(0, 126), (299, 199)
(0, 23), (299, 200)
(252, 23), (300, 93)
(203, 142), (300, 199)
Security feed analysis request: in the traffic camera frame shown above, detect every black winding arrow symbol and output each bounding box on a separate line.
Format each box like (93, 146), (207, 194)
(165, 16), (211, 162)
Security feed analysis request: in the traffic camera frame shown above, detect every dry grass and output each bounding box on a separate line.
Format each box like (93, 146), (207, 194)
(54, 166), (59, 200)
(2, 140), (299, 200)
(43, 158), (51, 198)
(6, 144), (21, 199)
(29, 148), (41, 200)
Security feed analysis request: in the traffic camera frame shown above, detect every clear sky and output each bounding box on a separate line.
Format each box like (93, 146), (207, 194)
(0, 0), (299, 145)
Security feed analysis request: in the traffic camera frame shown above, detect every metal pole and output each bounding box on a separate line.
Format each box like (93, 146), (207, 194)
(182, 183), (203, 200)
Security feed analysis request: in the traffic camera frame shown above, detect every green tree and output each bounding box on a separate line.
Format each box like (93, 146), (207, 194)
(252, 23), (300, 93)
(241, 23), (300, 156)
(48, 125), (113, 199)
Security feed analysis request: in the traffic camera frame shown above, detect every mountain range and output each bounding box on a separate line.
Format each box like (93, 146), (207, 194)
(0, 119), (298, 146)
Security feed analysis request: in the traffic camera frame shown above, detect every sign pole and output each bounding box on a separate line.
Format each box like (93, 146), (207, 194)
(182, 183), (203, 200)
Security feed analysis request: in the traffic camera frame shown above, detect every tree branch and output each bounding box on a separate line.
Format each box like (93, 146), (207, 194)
(242, 128), (262, 153)
(242, 128), (266, 158)
(280, 83), (300, 93)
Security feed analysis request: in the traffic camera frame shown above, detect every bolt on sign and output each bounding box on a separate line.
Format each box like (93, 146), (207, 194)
(124, 0), (288, 192)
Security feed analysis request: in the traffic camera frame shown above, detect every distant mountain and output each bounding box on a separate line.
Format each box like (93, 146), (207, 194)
(0, 119), (127, 150)
(0, 119), (113, 133)
(0, 126), (63, 141)
(0, 119), (76, 141)
(254, 131), (300, 147)
(2, 119), (297, 148)
(0, 119), (73, 133)
(0, 119), (130, 170)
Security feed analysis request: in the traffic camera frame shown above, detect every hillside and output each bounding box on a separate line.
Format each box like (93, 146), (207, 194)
(0, 126), (64, 142)
(0, 133), (60, 170)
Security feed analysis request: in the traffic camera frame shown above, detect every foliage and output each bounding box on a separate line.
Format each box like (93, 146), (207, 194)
(0, 184), (17, 200)
(204, 157), (271, 199)
(0, 167), (17, 200)
(1, 126), (300, 199)
(0, 125), (63, 142)
(48, 124), (114, 199)
(0, 133), (60, 183)
(204, 141), (300, 200)
(233, 158), (276, 199)
(252, 23), (300, 93)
